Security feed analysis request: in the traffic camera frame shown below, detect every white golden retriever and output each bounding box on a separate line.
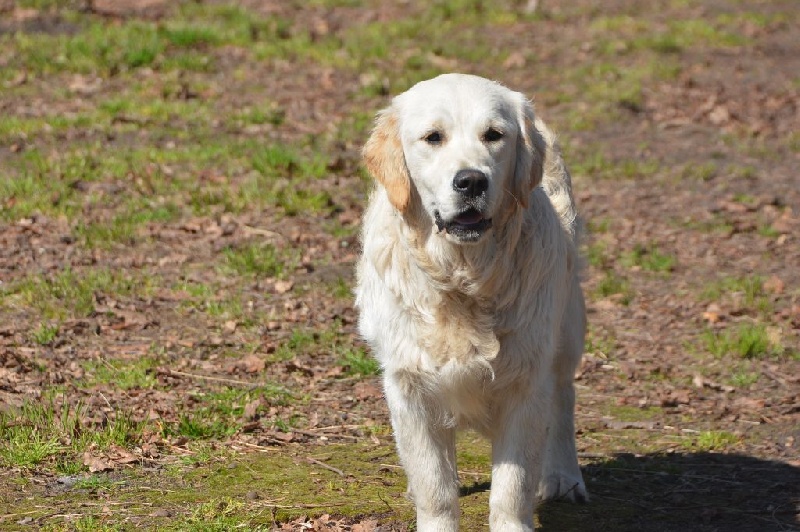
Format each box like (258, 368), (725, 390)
(355, 73), (586, 531)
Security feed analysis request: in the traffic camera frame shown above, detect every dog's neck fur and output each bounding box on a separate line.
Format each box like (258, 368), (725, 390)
(400, 188), (554, 310)
(360, 182), (566, 371)
(397, 189), (556, 361)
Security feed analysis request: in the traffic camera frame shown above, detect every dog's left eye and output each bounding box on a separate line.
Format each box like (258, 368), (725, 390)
(424, 131), (443, 145)
(483, 128), (504, 142)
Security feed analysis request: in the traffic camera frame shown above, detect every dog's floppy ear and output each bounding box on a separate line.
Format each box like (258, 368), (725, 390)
(362, 107), (411, 213)
(512, 95), (546, 209)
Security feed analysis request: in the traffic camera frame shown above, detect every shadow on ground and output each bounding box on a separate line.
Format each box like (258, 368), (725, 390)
(532, 452), (800, 531)
(459, 452), (799, 531)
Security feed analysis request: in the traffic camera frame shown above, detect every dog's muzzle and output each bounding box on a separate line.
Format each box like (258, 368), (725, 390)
(433, 169), (493, 242)
(434, 208), (492, 242)
(430, 169), (494, 242)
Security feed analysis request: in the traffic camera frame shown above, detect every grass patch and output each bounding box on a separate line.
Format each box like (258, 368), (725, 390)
(699, 275), (771, 315)
(236, 1), (523, 95)
(189, 444), (411, 525)
(221, 243), (296, 278)
(176, 441), (232, 467)
(251, 145), (307, 178)
(170, 384), (295, 440)
(621, 244), (676, 273)
(585, 325), (617, 358)
(31, 322), (60, 345)
(81, 357), (160, 390)
(559, 57), (679, 130)
(729, 370), (759, 389)
(585, 240), (611, 269)
(327, 276), (353, 300)
(1, 149), (89, 221)
(0, 399), (141, 471)
(604, 404), (663, 423)
(591, 14), (747, 56)
(185, 497), (247, 529)
(272, 328), (324, 362)
(570, 144), (661, 180)
(161, 25), (222, 49)
(757, 223), (781, 239)
(173, 282), (262, 325)
(175, 413), (236, 440)
(679, 161), (718, 181)
(700, 275), (762, 302)
(75, 203), (181, 249)
(595, 271), (633, 304)
(248, 146), (336, 216)
(684, 430), (739, 452)
(231, 103), (286, 128)
(58, 21), (164, 73)
(273, 185), (335, 217)
(338, 346), (380, 377)
(3, 5), (283, 76)
(3, 267), (158, 320)
(0, 427), (61, 469)
(0, 147), (182, 224)
(701, 322), (783, 359)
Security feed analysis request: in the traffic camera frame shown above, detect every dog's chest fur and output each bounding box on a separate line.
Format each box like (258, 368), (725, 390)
(382, 225), (554, 430)
(357, 186), (569, 431)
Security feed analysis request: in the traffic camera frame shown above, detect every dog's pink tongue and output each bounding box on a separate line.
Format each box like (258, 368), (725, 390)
(455, 211), (483, 225)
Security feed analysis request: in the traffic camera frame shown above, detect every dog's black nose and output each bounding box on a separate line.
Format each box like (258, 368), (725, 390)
(453, 169), (488, 197)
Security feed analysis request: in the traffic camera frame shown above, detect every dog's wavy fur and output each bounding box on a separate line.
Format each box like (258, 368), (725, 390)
(355, 74), (586, 531)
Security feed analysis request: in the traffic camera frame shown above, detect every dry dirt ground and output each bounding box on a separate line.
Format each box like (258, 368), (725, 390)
(0, 0), (798, 530)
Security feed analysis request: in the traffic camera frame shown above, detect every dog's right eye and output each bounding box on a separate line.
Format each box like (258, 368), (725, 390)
(423, 131), (443, 145)
(483, 127), (504, 142)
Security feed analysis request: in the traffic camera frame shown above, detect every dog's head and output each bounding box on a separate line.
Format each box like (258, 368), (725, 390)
(363, 73), (546, 244)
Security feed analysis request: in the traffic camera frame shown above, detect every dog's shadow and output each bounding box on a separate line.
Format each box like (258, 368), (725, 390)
(459, 452), (799, 531)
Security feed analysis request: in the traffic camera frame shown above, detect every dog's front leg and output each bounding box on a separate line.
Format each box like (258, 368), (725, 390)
(489, 383), (551, 532)
(384, 373), (459, 532)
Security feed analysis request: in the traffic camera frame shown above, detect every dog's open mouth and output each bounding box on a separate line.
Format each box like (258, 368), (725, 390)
(434, 208), (493, 242)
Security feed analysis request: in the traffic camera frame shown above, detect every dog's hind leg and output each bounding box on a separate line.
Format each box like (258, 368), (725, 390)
(537, 286), (588, 503)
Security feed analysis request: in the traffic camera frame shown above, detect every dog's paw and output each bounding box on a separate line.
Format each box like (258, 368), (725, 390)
(537, 473), (588, 503)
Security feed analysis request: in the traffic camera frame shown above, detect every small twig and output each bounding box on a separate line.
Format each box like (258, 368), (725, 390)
(306, 457), (345, 477)
(98, 392), (113, 410)
(241, 225), (285, 240)
(235, 441), (280, 452)
(165, 444), (197, 455)
(161, 369), (256, 388)
(51, 500), (150, 508)
(0, 510), (43, 522)
(577, 452), (609, 459)
(554, 482), (583, 502)
(291, 428), (360, 441)
(45, 513), (87, 520)
(112, 115), (149, 125)
(378, 492), (395, 513)
(255, 500), (349, 510)
(135, 486), (175, 494)
(312, 424), (365, 432)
